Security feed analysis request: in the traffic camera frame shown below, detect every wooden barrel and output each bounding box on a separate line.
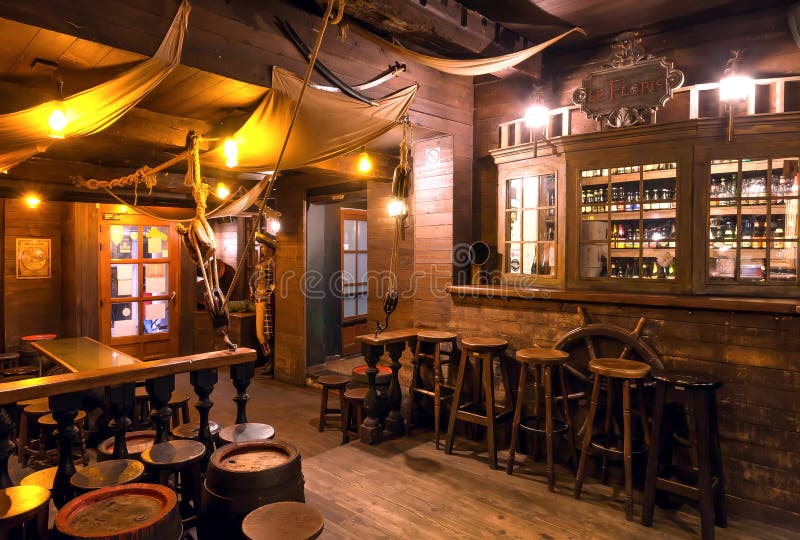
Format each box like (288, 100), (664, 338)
(97, 430), (155, 461)
(198, 440), (305, 540)
(55, 483), (182, 540)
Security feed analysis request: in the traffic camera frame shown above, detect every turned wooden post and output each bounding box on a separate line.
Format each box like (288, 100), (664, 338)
(360, 343), (384, 444)
(146, 375), (175, 443)
(230, 361), (255, 424)
(384, 341), (408, 436)
(191, 368), (218, 463)
(0, 404), (14, 488)
(50, 391), (83, 507)
(106, 383), (135, 459)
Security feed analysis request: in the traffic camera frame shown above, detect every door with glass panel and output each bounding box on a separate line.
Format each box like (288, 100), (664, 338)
(99, 207), (181, 360)
(341, 209), (368, 356)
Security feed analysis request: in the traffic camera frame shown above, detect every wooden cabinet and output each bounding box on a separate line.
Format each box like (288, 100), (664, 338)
(192, 311), (258, 354)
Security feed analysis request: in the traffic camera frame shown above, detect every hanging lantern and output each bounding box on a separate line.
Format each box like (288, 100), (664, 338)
(215, 182), (231, 199)
(357, 148), (372, 173)
(223, 138), (239, 168)
(48, 108), (67, 139)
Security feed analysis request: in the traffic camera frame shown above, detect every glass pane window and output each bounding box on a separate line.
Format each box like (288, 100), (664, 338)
(708, 157), (800, 284)
(143, 300), (169, 334)
(504, 174), (556, 276)
(109, 225), (139, 259)
(111, 302), (139, 337)
(111, 264), (138, 298)
(341, 211), (368, 319)
(143, 226), (169, 259)
(144, 264), (168, 296)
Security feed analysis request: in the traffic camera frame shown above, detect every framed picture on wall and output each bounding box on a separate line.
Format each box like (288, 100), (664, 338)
(16, 238), (51, 279)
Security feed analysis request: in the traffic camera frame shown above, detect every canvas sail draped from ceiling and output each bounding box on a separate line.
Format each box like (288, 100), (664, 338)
(203, 67), (418, 218)
(0, 0), (190, 173)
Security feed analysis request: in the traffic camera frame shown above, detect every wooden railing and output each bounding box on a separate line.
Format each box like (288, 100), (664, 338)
(0, 347), (257, 507)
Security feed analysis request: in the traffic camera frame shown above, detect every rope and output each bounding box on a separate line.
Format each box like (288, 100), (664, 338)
(223, 0), (345, 306)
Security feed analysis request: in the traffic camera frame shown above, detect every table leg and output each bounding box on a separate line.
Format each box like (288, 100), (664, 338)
(107, 383), (134, 459)
(360, 343), (384, 444)
(384, 341), (407, 436)
(50, 392), (83, 507)
(231, 362), (255, 424)
(146, 376), (175, 443)
(191, 368), (218, 465)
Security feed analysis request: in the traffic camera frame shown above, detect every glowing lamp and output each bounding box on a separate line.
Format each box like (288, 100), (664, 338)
(24, 194), (41, 209)
(524, 103), (550, 128)
(48, 108), (67, 139)
(223, 138), (239, 168)
(357, 150), (372, 174)
(269, 218), (281, 234)
(387, 198), (405, 217)
(215, 182), (230, 199)
(719, 74), (754, 104)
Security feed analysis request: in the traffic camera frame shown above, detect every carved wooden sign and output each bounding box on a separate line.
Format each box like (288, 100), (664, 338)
(573, 32), (684, 128)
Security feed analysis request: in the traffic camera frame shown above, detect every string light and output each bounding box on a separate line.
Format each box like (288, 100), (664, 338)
(387, 198), (405, 217)
(215, 182), (230, 199)
(24, 194), (41, 209)
(223, 138), (239, 168)
(48, 108), (67, 139)
(357, 148), (372, 174)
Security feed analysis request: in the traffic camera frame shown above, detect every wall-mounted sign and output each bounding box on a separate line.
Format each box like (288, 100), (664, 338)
(16, 238), (51, 279)
(572, 32), (684, 128)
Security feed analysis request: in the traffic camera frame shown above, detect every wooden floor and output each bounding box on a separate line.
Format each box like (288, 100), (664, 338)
(10, 374), (798, 539)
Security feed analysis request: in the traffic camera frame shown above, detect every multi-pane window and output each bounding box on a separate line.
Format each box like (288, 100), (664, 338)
(341, 211), (368, 318)
(708, 158), (799, 283)
(579, 163), (678, 280)
(505, 174), (557, 276)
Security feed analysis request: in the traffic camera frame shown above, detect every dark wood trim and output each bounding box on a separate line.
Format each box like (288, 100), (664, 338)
(446, 285), (800, 315)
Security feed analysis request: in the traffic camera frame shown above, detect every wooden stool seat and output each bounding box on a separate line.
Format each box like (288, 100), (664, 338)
(21, 334), (57, 343)
(460, 336), (508, 351)
(317, 374), (350, 387)
(98, 430), (156, 461)
(20, 465), (68, 490)
(219, 422), (275, 445)
(71, 459), (145, 492)
(18, 401), (50, 467)
(516, 348), (570, 363)
(18, 397), (47, 408)
(242, 501), (324, 540)
(1, 366), (38, 377)
(416, 330), (458, 342)
(23, 401), (50, 415)
(141, 439), (205, 468)
(173, 420), (221, 440)
(589, 358), (651, 379)
(651, 369), (722, 388)
(351, 365), (392, 385)
(34, 409), (88, 469)
(38, 409), (87, 427)
(0, 485), (50, 539)
(318, 375), (350, 433)
(0, 352), (19, 370)
(344, 387), (368, 401)
(168, 391), (192, 428)
(342, 387), (367, 444)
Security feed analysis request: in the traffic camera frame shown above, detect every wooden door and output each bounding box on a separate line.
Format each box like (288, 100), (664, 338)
(98, 206), (181, 360)
(341, 209), (368, 356)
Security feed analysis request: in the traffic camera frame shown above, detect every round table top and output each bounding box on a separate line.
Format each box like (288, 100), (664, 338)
(589, 358), (651, 379)
(242, 502), (324, 540)
(0, 485), (50, 520)
(462, 336), (508, 351)
(317, 374), (350, 387)
(21, 334), (57, 342)
(71, 459), (145, 490)
(140, 439), (205, 467)
(219, 422), (276, 444)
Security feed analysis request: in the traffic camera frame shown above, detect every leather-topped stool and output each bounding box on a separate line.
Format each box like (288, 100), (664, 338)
(575, 358), (651, 521)
(0, 485), (50, 540)
(70, 459), (145, 494)
(642, 370), (727, 539)
(507, 348), (577, 491)
(141, 439), (205, 524)
(444, 337), (513, 469)
(20, 333), (57, 375)
(219, 422), (275, 445)
(242, 501), (324, 540)
(406, 330), (459, 449)
(317, 374), (350, 432)
(341, 387), (367, 444)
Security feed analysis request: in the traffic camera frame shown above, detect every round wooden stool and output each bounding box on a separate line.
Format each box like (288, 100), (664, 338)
(173, 420), (221, 441)
(507, 348), (577, 491)
(341, 387), (367, 444)
(34, 409), (88, 469)
(642, 370), (727, 537)
(0, 485), (50, 539)
(97, 429), (156, 461)
(317, 374), (350, 432)
(133, 386), (152, 429)
(141, 439), (205, 523)
(219, 422), (275, 445)
(168, 391), (192, 428)
(406, 330), (459, 449)
(445, 337), (512, 470)
(0, 352), (19, 370)
(1, 366), (38, 378)
(242, 501), (324, 540)
(351, 364), (392, 386)
(17, 399), (49, 467)
(574, 358), (651, 522)
(71, 459), (145, 493)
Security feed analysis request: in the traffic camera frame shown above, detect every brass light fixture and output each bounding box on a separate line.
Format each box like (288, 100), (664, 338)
(719, 50), (754, 143)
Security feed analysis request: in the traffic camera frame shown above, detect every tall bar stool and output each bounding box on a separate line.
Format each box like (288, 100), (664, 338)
(574, 358), (651, 521)
(444, 337), (513, 469)
(317, 375), (350, 432)
(17, 399), (49, 466)
(341, 387), (366, 444)
(33, 410), (89, 469)
(141, 439), (205, 524)
(507, 348), (577, 491)
(405, 330), (459, 448)
(642, 370), (727, 539)
(0, 352), (19, 370)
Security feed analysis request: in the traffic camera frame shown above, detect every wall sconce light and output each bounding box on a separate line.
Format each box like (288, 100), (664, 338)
(268, 217), (281, 234)
(387, 197), (406, 217)
(719, 50), (753, 143)
(24, 194), (42, 209)
(357, 148), (372, 174)
(524, 91), (551, 158)
(223, 138), (239, 168)
(215, 182), (230, 199)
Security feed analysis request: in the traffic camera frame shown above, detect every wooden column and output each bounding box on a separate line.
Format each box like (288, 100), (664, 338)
(146, 375), (175, 443)
(359, 343), (384, 445)
(106, 383), (134, 459)
(49, 392), (83, 507)
(0, 405), (13, 488)
(230, 361), (255, 424)
(191, 369), (218, 464)
(385, 339), (413, 436)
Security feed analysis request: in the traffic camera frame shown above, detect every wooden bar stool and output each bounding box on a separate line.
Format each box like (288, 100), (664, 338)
(444, 337), (513, 469)
(70, 459), (145, 494)
(0, 485), (50, 540)
(97, 430), (156, 462)
(33, 410), (89, 469)
(141, 439), (205, 524)
(0, 352), (19, 370)
(168, 391), (192, 428)
(173, 420), (222, 442)
(133, 386), (151, 429)
(341, 387), (366, 444)
(17, 400), (49, 466)
(507, 348), (577, 491)
(406, 330), (459, 449)
(574, 358), (651, 521)
(317, 374), (350, 432)
(242, 501), (324, 540)
(642, 370), (727, 539)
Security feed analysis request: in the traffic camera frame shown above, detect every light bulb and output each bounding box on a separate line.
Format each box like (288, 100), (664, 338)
(269, 218), (281, 234)
(223, 138), (239, 168)
(215, 182), (230, 199)
(387, 198), (405, 217)
(524, 103), (550, 128)
(24, 194), (41, 209)
(719, 74), (753, 103)
(357, 151), (372, 174)
(48, 108), (67, 138)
